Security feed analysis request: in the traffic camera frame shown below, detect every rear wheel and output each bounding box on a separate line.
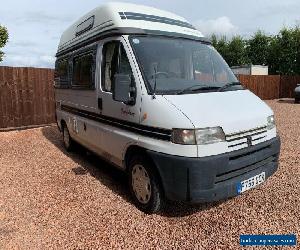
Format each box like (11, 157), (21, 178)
(295, 98), (299, 104)
(128, 155), (164, 214)
(62, 123), (74, 151)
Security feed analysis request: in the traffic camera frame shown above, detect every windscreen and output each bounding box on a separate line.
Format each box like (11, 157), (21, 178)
(130, 36), (239, 94)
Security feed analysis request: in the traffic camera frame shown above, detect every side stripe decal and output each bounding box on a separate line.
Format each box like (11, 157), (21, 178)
(61, 105), (172, 141)
(119, 12), (196, 30)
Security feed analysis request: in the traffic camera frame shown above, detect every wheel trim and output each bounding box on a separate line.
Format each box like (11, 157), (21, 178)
(131, 164), (151, 204)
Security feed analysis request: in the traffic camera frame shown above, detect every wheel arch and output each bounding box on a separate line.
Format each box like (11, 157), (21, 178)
(124, 145), (165, 196)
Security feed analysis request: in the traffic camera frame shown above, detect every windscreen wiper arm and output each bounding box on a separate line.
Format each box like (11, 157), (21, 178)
(177, 84), (219, 95)
(218, 81), (242, 92)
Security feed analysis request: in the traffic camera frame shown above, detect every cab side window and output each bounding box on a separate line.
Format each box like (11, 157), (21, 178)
(102, 41), (133, 92)
(102, 42), (119, 92)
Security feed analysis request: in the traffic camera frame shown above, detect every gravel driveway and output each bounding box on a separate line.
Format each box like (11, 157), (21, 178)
(0, 99), (299, 249)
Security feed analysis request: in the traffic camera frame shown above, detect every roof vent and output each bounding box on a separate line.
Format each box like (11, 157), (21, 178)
(76, 16), (95, 36)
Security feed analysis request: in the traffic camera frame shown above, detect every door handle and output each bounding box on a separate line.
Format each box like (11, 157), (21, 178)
(98, 98), (103, 110)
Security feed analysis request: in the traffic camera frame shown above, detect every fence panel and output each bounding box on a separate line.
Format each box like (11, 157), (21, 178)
(0, 66), (55, 129)
(237, 75), (281, 100)
(280, 76), (300, 98)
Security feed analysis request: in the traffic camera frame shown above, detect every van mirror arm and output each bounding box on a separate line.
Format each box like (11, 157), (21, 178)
(125, 84), (136, 105)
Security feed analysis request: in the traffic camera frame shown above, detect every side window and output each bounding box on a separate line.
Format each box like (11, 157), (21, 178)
(72, 52), (95, 88)
(102, 41), (133, 92)
(114, 46), (136, 105)
(102, 42), (119, 92)
(54, 58), (69, 87)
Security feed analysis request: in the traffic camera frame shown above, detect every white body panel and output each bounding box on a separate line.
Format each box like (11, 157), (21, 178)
(164, 90), (272, 134)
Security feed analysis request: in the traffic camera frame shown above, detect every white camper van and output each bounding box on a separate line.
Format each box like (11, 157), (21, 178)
(55, 2), (280, 213)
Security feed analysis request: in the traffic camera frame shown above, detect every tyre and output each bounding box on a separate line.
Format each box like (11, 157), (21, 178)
(295, 98), (299, 104)
(128, 155), (164, 214)
(62, 123), (74, 151)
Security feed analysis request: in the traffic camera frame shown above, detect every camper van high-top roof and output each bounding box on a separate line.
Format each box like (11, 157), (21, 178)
(57, 2), (205, 56)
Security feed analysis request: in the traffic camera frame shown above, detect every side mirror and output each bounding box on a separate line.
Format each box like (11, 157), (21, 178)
(113, 73), (136, 105)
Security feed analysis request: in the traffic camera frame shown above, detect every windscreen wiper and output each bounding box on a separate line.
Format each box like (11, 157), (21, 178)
(218, 81), (242, 92)
(176, 84), (219, 95)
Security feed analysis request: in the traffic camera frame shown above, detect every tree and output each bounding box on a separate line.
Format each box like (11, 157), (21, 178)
(210, 25), (300, 75)
(0, 25), (9, 62)
(271, 27), (300, 75)
(210, 34), (218, 48)
(247, 30), (271, 66)
(213, 35), (230, 63)
(226, 36), (249, 66)
(267, 35), (280, 74)
(211, 34), (249, 67)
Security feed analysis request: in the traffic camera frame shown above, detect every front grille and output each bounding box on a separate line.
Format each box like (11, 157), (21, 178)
(226, 126), (268, 151)
(214, 138), (279, 184)
(215, 156), (276, 184)
(229, 145), (270, 161)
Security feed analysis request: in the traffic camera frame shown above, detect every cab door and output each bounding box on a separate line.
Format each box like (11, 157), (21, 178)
(98, 37), (142, 166)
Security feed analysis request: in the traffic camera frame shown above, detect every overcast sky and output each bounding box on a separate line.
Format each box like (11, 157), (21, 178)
(0, 0), (299, 68)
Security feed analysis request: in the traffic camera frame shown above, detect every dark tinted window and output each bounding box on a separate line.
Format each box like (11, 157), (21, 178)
(72, 53), (94, 87)
(55, 59), (69, 86)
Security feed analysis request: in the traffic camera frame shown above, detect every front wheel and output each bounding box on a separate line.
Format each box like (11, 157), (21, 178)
(128, 155), (164, 214)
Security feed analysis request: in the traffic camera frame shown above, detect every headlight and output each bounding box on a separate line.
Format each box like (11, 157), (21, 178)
(195, 127), (225, 145)
(171, 127), (225, 145)
(171, 129), (196, 145)
(267, 115), (275, 130)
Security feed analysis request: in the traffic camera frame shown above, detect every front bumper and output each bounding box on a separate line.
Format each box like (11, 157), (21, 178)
(147, 136), (280, 203)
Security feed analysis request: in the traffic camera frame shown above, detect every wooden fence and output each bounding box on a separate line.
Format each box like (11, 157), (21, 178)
(237, 75), (300, 100)
(0, 67), (55, 129)
(279, 75), (300, 99)
(0, 66), (299, 129)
